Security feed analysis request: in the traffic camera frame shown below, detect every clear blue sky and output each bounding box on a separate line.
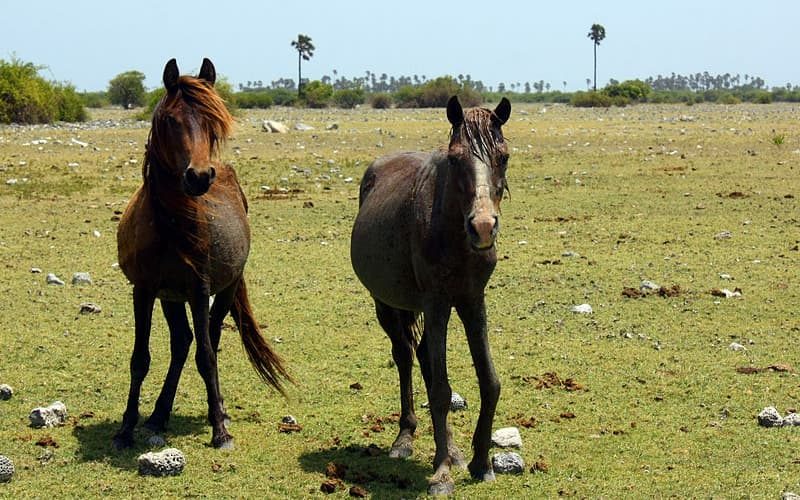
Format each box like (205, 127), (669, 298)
(1, 0), (796, 92)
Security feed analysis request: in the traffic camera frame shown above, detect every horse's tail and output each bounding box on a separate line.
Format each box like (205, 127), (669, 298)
(230, 278), (292, 395)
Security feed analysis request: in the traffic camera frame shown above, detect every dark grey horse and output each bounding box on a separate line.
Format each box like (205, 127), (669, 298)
(350, 95), (511, 495)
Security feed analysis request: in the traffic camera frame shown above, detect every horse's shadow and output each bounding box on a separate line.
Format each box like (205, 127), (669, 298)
(298, 443), (431, 498)
(72, 415), (207, 470)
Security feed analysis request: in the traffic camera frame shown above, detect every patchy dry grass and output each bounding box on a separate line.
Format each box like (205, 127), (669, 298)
(0, 103), (799, 497)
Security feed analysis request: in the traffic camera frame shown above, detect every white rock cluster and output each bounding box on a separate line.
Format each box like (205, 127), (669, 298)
(71, 272), (92, 285)
(0, 384), (12, 400)
(0, 455), (14, 482)
(262, 120), (288, 134)
(138, 448), (186, 477)
(756, 406), (800, 427)
(450, 392), (467, 411)
(29, 401), (68, 428)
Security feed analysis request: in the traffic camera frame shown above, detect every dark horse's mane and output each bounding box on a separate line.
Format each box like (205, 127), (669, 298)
(143, 75), (235, 277)
(448, 107), (505, 162)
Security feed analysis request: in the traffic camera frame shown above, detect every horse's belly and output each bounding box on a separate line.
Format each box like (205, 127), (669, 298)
(351, 214), (422, 312)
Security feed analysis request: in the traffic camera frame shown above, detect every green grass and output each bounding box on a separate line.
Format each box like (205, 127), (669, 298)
(0, 103), (799, 498)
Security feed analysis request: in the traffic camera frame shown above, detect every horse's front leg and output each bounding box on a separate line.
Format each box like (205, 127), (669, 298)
(113, 286), (156, 450)
(456, 297), (500, 482)
(189, 281), (232, 449)
(423, 301), (456, 496)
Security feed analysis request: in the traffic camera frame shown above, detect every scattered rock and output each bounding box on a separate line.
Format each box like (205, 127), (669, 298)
(46, 273), (65, 286)
(561, 251), (580, 258)
(711, 288), (742, 298)
(492, 427), (522, 448)
(30, 267), (42, 274)
(29, 401), (68, 428)
(783, 491), (800, 500)
(281, 415), (298, 426)
(302, 201), (314, 208)
(71, 272), (92, 285)
(492, 452), (525, 474)
(757, 406), (783, 427)
(728, 342), (747, 352)
(640, 280), (660, 291)
(571, 303), (593, 314)
(294, 123), (314, 131)
(714, 230), (733, 240)
(719, 273), (733, 280)
(325, 123), (339, 131)
(0, 384), (12, 400)
(0, 455), (14, 483)
(79, 303), (101, 315)
(262, 120), (288, 134)
(138, 448), (186, 477)
(147, 434), (167, 448)
(450, 392), (467, 411)
(783, 413), (800, 427)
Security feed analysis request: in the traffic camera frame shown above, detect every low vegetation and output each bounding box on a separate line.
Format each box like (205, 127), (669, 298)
(0, 58), (86, 124)
(0, 103), (798, 497)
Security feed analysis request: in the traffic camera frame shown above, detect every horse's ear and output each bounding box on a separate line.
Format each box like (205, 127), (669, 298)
(163, 58), (179, 92)
(198, 58), (216, 85)
(446, 95), (464, 127)
(493, 97), (511, 125)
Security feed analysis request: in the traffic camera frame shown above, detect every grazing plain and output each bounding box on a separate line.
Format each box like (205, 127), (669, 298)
(0, 102), (798, 498)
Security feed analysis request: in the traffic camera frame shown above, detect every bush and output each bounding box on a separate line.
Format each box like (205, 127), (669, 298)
(369, 93), (392, 109)
(268, 88), (297, 106)
(570, 91), (612, 107)
(302, 81), (333, 108)
(332, 88), (365, 109)
(236, 90), (273, 109)
(79, 91), (109, 108)
(394, 85), (423, 108)
(108, 70), (146, 108)
(0, 57), (87, 124)
(603, 79), (651, 102)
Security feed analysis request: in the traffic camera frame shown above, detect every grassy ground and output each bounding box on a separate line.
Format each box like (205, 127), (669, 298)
(0, 102), (799, 498)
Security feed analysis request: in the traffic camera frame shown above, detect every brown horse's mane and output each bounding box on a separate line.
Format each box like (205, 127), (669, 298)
(448, 107), (505, 163)
(142, 75), (234, 278)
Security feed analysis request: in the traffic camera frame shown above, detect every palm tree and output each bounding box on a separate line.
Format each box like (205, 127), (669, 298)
(291, 34), (315, 97)
(587, 23), (606, 91)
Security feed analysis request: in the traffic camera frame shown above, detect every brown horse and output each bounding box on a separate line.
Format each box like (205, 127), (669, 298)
(350, 96), (511, 494)
(114, 58), (290, 450)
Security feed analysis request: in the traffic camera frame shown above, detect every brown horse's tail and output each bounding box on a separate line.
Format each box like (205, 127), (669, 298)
(230, 278), (292, 395)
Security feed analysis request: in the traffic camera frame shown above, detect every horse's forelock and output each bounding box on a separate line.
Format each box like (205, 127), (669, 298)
(451, 107), (504, 163)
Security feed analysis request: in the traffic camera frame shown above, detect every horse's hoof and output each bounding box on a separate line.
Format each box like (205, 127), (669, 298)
(389, 444), (413, 459)
(468, 461), (496, 482)
(212, 435), (234, 450)
(428, 479), (455, 496)
(112, 434), (133, 451)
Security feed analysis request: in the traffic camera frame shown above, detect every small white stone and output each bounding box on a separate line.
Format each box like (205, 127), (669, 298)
(491, 427), (522, 448)
(71, 272), (92, 285)
(783, 413), (800, 427)
(640, 280), (660, 291)
(728, 342), (746, 352)
(450, 392), (467, 411)
(138, 448), (186, 477)
(0, 455), (14, 483)
(46, 273), (65, 286)
(29, 401), (68, 428)
(571, 304), (593, 314)
(0, 384), (12, 400)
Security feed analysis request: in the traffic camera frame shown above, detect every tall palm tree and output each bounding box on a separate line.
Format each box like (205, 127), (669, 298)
(587, 23), (606, 91)
(291, 34), (315, 97)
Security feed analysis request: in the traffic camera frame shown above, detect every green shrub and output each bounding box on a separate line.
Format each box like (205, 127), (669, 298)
(717, 93), (741, 105)
(79, 91), (109, 108)
(236, 91), (274, 109)
(0, 57), (87, 124)
(108, 70), (146, 108)
(332, 88), (365, 109)
(570, 91), (612, 107)
(268, 88), (297, 106)
(369, 93), (392, 109)
(302, 81), (333, 108)
(603, 79), (651, 102)
(394, 85), (423, 108)
(753, 91), (773, 104)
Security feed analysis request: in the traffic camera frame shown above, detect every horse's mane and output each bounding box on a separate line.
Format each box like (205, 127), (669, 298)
(449, 107), (505, 162)
(142, 75), (234, 278)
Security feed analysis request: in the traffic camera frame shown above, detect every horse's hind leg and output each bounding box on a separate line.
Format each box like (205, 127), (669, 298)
(145, 300), (193, 433)
(374, 300), (418, 459)
(113, 286), (156, 450)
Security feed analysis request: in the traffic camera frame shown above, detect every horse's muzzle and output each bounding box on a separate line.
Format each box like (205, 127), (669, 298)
(183, 165), (216, 196)
(467, 214), (499, 251)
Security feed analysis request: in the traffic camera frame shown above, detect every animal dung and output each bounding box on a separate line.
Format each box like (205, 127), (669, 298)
(138, 448), (186, 477)
(29, 401), (67, 428)
(0, 455), (14, 483)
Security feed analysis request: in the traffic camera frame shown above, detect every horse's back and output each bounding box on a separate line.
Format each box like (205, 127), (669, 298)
(117, 163), (250, 300)
(351, 152), (432, 311)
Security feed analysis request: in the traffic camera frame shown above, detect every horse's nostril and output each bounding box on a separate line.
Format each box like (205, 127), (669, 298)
(185, 167), (198, 183)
